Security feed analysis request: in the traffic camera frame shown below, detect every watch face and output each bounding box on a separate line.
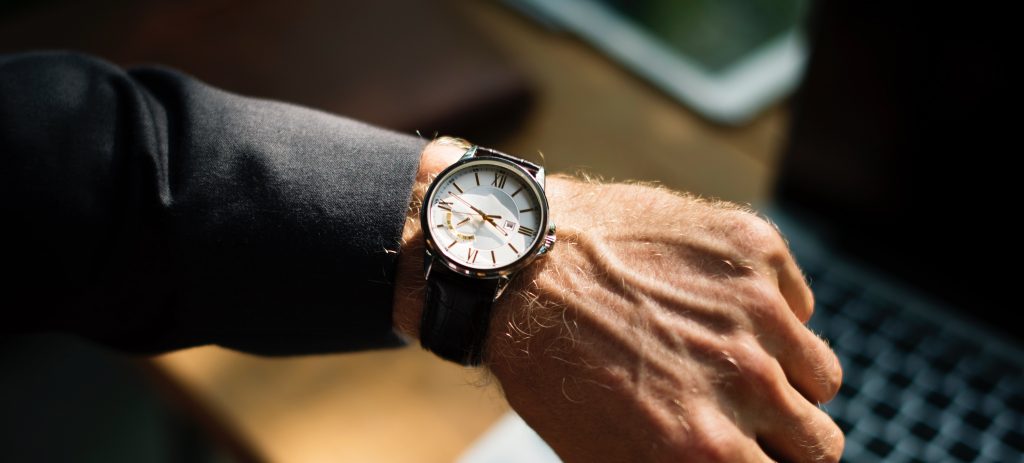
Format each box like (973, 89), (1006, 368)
(424, 157), (547, 274)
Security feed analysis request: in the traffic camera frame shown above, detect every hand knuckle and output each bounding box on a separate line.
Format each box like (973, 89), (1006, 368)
(727, 338), (787, 398)
(741, 279), (790, 324)
(816, 421), (846, 463)
(728, 336), (768, 368)
(791, 406), (846, 463)
(804, 288), (817, 318)
(802, 333), (843, 399)
(688, 420), (739, 462)
(819, 349), (844, 399)
(736, 213), (786, 250)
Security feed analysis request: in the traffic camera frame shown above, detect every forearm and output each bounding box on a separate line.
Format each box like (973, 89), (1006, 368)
(392, 139), (464, 339)
(1, 52), (425, 354)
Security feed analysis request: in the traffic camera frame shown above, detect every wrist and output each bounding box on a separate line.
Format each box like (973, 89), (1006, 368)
(392, 138), (466, 340)
(392, 140), (576, 367)
(483, 175), (580, 369)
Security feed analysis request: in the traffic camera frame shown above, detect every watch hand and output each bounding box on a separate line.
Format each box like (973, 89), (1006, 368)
(456, 217), (471, 227)
(482, 216), (508, 236)
(447, 192), (508, 236)
(447, 192), (489, 217)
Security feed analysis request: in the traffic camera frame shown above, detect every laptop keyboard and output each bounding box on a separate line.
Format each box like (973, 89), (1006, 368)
(802, 262), (1024, 462)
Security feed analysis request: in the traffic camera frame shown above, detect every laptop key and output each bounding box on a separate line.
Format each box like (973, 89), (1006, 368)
(1002, 428), (1024, 453)
(889, 371), (914, 389)
(865, 437), (895, 457)
(1007, 393), (1024, 415)
(910, 421), (939, 442)
(872, 401), (899, 420)
(948, 441), (980, 462)
(964, 409), (994, 431)
(925, 390), (953, 409)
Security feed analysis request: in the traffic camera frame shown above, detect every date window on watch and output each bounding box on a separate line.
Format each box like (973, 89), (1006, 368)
(503, 219), (516, 230)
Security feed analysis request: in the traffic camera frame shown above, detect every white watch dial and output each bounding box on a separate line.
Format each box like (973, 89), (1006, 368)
(426, 159), (545, 271)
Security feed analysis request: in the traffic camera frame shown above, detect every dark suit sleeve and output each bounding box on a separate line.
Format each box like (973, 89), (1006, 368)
(0, 51), (427, 355)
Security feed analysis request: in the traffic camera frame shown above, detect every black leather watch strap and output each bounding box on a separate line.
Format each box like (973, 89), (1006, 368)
(420, 265), (500, 366)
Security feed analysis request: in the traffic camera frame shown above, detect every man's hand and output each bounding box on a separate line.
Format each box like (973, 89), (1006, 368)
(394, 141), (844, 463)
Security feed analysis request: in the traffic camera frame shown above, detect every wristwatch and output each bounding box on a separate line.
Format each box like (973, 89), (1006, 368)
(419, 143), (556, 365)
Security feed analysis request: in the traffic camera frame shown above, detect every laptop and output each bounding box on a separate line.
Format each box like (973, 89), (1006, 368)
(461, 2), (1024, 462)
(503, 0), (811, 125)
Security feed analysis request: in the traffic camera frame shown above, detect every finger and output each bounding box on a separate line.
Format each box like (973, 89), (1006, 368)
(736, 433), (779, 463)
(750, 282), (842, 403)
(750, 213), (814, 322)
(755, 383), (845, 463)
(776, 254), (815, 323)
(772, 315), (843, 403)
(688, 407), (778, 463)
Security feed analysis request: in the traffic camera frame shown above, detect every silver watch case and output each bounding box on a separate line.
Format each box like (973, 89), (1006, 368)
(421, 146), (556, 285)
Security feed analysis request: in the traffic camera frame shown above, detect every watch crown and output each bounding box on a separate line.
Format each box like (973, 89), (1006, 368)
(538, 224), (557, 255)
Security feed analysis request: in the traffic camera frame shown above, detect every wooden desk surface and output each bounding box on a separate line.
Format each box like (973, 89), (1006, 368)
(156, 2), (790, 462)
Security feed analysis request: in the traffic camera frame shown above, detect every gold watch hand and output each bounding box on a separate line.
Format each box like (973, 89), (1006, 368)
(481, 211), (509, 235)
(448, 192), (508, 236)
(447, 192), (488, 217)
(482, 217), (508, 236)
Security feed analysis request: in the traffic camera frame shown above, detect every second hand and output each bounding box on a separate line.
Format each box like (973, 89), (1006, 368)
(447, 192), (508, 236)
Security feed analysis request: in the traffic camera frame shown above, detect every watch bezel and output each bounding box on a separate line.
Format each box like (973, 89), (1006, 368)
(420, 155), (550, 279)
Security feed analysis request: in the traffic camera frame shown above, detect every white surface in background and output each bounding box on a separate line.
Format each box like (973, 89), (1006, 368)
(507, 0), (808, 125)
(457, 412), (561, 463)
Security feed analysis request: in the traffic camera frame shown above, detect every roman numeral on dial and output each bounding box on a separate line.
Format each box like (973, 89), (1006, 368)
(437, 200), (453, 211)
(492, 172), (507, 189)
(467, 248), (479, 264)
(517, 225), (537, 237)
